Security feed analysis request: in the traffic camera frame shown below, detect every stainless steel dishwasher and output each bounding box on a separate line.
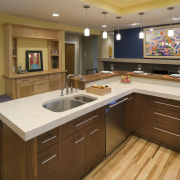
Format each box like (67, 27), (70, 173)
(105, 97), (128, 155)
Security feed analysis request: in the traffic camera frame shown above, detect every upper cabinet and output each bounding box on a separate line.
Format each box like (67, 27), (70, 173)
(4, 23), (65, 76)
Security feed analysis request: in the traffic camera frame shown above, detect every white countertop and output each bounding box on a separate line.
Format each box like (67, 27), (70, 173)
(0, 77), (179, 141)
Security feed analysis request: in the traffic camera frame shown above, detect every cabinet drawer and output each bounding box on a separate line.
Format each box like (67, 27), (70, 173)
(38, 143), (59, 180)
(148, 106), (180, 150)
(148, 96), (180, 113)
(38, 128), (59, 152)
(34, 75), (48, 82)
(59, 107), (105, 140)
(16, 77), (33, 84)
(33, 81), (49, 94)
(49, 73), (61, 79)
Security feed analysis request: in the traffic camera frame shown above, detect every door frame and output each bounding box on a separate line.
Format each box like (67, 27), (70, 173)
(65, 41), (77, 74)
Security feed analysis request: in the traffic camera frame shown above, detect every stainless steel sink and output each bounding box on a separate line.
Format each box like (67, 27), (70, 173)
(73, 94), (97, 103)
(43, 94), (97, 112)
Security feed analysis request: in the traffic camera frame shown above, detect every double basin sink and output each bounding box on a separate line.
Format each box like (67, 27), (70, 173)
(43, 94), (97, 112)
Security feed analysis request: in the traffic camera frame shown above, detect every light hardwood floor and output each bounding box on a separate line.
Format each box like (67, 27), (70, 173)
(84, 135), (180, 180)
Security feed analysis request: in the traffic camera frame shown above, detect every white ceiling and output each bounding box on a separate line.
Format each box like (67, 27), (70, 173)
(0, 0), (180, 32)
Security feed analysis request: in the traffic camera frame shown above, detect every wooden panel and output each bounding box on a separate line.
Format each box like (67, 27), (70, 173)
(85, 116), (105, 173)
(59, 128), (86, 180)
(148, 106), (180, 151)
(37, 128), (59, 153)
(38, 143), (59, 180)
(16, 82), (33, 98)
(49, 73), (61, 79)
(49, 79), (61, 91)
(0, 123), (38, 180)
(148, 96), (180, 113)
(16, 77), (34, 84)
(33, 81), (49, 94)
(33, 75), (48, 82)
(13, 25), (63, 40)
(133, 93), (148, 137)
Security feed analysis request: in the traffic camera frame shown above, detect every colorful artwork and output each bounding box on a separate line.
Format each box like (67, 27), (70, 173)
(144, 26), (180, 59)
(26, 51), (43, 72)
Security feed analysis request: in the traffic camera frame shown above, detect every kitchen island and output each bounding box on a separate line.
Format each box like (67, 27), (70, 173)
(0, 76), (180, 180)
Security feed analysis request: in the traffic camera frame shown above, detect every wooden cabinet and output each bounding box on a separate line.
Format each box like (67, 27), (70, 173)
(148, 96), (180, 151)
(4, 24), (64, 76)
(49, 73), (65, 91)
(133, 93), (148, 137)
(59, 107), (105, 180)
(38, 143), (59, 180)
(4, 72), (66, 99)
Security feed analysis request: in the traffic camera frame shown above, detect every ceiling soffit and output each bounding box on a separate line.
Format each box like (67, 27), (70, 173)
(81, 0), (180, 15)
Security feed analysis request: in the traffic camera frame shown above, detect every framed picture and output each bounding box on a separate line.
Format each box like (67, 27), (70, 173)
(26, 51), (43, 72)
(143, 25), (180, 59)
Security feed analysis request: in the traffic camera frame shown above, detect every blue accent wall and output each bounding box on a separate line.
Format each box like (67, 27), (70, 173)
(114, 28), (143, 58)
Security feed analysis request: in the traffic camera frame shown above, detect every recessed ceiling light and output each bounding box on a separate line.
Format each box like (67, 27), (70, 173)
(102, 25), (107, 28)
(172, 17), (180, 21)
(52, 13), (59, 17)
(129, 23), (140, 26)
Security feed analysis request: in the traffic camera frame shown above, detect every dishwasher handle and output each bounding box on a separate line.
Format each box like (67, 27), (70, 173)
(108, 97), (128, 109)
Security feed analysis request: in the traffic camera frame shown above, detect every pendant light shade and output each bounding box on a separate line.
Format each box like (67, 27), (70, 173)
(116, 16), (121, 40)
(168, 29), (174, 37)
(116, 33), (121, 40)
(83, 5), (90, 37)
(102, 12), (108, 39)
(138, 12), (144, 39)
(139, 31), (144, 39)
(103, 31), (107, 39)
(167, 7), (175, 37)
(84, 28), (90, 36)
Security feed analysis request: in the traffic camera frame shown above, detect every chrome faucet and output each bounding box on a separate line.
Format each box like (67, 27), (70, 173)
(66, 74), (83, 94)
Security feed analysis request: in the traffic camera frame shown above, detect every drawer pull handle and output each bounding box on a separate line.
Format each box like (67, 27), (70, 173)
(75, 115), (98, 127)
(74, 137), (85, 144)
(42, 135), (57, 144)
(154, 101), (180, 109)
(90, 129), (99, 135)
(22, 79), (29, 82)
(42, 154), (57, 165)
(154, 127), (180, 137)
(154, 112), (180, 121)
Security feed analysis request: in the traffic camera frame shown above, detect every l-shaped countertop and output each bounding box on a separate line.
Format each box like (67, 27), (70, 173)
(0, 76), (179, 141)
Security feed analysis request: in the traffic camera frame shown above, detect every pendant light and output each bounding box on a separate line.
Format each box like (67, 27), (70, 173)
(167, 7), (175, 37)
(102, 12), (108, 39)
(116, 16), (121, 40)
(138, 12), (144, 39)
(83, 5), (90, 37)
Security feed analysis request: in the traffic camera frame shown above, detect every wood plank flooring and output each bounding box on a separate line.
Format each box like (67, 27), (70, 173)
(84, 136), (180, 180)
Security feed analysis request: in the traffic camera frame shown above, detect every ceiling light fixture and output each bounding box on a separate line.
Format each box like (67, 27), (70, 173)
(83, 5), (90, 37)
(167, 7), (175, 37)
(138, 12), (144, 39)
(102, 12), (108, 39)
(52, 13), (59, 17)
(116, 16), (121, 40)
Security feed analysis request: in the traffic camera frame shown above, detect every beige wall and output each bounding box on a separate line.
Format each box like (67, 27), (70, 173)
(0, 12), (100, 95)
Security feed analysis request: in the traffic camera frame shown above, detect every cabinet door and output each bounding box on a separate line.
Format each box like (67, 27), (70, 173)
(49, 73), (65, 91)
(148, 106), (180, 151)
(33, 81), (49, 94)
(133, 93), (148, 137)
(85, 118), (105, 173)
(38, 143), (59, 180)
(16, 82), (33, 98)
(59, 129), (86, 180)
